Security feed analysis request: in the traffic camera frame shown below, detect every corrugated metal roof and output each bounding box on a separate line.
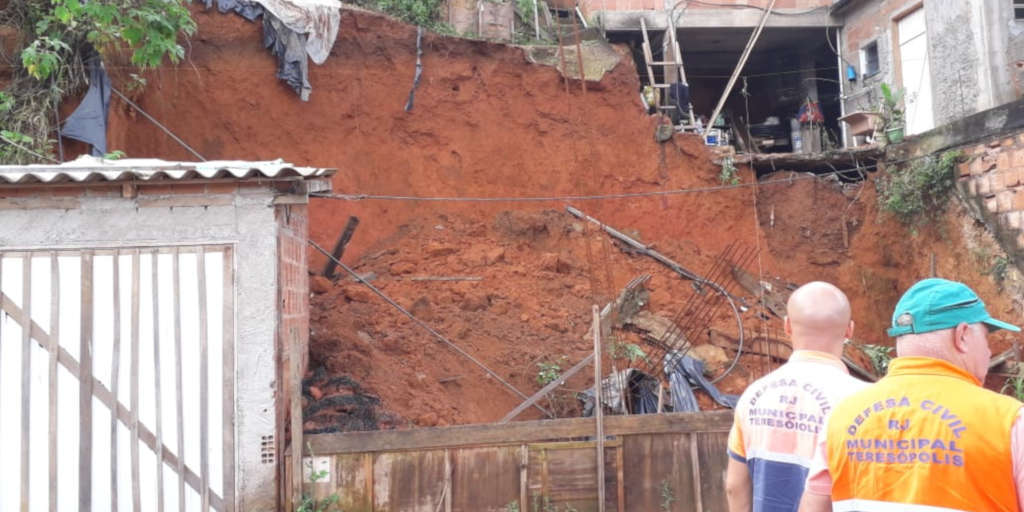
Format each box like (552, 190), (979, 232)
(0, 156), (335, 185)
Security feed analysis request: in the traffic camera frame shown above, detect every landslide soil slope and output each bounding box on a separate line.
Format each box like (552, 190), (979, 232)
(101, 7), (1022, 429)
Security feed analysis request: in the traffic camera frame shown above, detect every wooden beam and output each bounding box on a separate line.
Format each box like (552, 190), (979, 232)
(152, 251), (165, 512)
(198, 247), (211, 512)
(0, 291), (226, 510)
(593, 305), (606, 512)
(49, 253), (60, 512)
(323, 216), (359, 279)
(80, 252), (94, 512)
(21, 255), (32, 512)
(173, 249), (186, 512)
(519, 445), (528, 510)
(498, 353), (595, 423)
(222, 247), (236, 512)
(130, 251), (142, 512)
(109, 252), (120, 512)
(305, 411), (734, 455)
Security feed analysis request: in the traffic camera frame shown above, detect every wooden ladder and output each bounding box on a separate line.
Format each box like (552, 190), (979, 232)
(640, 17), (696, 127)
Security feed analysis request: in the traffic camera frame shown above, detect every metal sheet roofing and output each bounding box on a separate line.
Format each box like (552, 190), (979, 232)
(0, 156), (335, 185)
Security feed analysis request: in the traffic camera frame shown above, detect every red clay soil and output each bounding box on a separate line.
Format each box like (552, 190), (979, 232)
(96, 6), (1022, 429)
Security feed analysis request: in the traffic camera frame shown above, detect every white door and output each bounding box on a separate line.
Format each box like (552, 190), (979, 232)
(898, 8), (934, 134)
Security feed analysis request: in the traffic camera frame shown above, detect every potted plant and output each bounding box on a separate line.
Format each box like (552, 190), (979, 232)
(880, 83), (905, 144)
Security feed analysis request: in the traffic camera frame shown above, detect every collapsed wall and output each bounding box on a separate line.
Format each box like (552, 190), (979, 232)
(99, 6), (1024, 428)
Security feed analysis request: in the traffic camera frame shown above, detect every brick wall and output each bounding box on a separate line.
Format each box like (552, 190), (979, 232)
(274, 202), (310, 507)
(958, 134), (1024, 251)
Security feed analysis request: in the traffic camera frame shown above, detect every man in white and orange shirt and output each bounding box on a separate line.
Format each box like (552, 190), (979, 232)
(799, 278), (1024, 512)
(726, 281), (867, 512)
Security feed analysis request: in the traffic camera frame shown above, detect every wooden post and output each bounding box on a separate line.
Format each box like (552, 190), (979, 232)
(109, 252), (119, 512)
(131, 250), (141, 512)
(173, 249), (186, 512)
(531, 0), (539, 40)
(80, 252), (94, 512)
(364, 453), (374, 511)
(222, 247), (236, 512)
(444, 448), (452, 512)
(592, 305), (606, 512)
(290, 326), (303, 509)
(703, 0), (778, 138)
(198, 248), (210, 512)
(50, 253), (61, 512)
(21, 255), (32, 512)
(322, 217), (359, 280)
(519, 444), (529, 509)
(616, 446), (625, 511)
(152, 251), (165, 512)
(689, 434), (704, 512)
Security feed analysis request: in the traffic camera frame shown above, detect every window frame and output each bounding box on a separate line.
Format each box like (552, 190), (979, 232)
(1015, 0), (1024, 21)
(860, 40), (881, 79)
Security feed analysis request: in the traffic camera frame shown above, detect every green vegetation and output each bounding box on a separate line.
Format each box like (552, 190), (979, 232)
(719, 156), (740, 185)
(861, 344), (894, 376)
(611, 341), (649, 365)
(536, 356), (568, 386)
(1, 0), (196, 164)
(877, 150), (962, 225)
(1002, 369), (1024, 402)
(879, 83), (905, 131)
(296, 446), (341, 512)
(659, 478), (676, 511)
(988, 255), (1010, 286)
(505, 500), (521, 512)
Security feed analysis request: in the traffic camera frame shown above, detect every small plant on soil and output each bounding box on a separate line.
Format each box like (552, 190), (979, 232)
(611, 342), (649, 365)
(505, 500), (521, 512)
(659, 478), (676, 511)
(536, 356), (568, 386)
(860, 344), (894, 376)
(719, 156), (740, 185)
(877, 150), (962, 225)
(296, 445), (341, 512)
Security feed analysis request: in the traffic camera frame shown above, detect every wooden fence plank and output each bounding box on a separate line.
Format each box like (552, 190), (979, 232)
(0, 291), (226, 510)
(290, 325), (304, 510)
(592, 305), (605, 512)
(109, 252), (120, 512)
(131, 250), (142, 512)
(50, 253), (60, 512)
(152, 251), (165, 512)
(173, 249), (186, 512)
(305, 411), (733, 455)
(222, 247), (236, 512)
(443, 449), (452, 512)
(695, 431), (730, 512)
(623, 434), (696, 512)
(616, 446), (624, 512)
(689, 434), (703, 512)
(80, 252), (94, 512)
(363, 453), (374, 512)
(198, 247), (210, 512)
(519, 445), (528, 511)
(21, 255), (32, 512)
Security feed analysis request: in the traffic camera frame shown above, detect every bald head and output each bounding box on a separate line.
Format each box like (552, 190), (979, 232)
(785, 281), (854, 356)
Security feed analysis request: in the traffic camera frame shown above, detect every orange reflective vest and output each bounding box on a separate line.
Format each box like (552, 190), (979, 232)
(826, 357), (1022, 512)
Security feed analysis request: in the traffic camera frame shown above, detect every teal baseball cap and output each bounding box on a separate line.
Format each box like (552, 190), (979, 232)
(887, 278), (1020, 337)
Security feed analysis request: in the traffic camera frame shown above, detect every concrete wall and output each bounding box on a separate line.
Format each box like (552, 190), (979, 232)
(839, 0), (1024, 145)
(0, 182), (291, 511)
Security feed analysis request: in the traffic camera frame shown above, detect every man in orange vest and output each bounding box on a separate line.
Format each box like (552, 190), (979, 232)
(726, 281), (867, 512)
(799, 278), (1023, 512)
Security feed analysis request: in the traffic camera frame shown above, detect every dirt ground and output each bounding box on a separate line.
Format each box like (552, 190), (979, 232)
(99, 6), (1022, 431)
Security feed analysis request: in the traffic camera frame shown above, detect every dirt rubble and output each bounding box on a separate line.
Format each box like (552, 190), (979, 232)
(96, 6), (1023, 431)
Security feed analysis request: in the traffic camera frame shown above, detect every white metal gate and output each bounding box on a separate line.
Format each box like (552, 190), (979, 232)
(0, 246), (235, 512)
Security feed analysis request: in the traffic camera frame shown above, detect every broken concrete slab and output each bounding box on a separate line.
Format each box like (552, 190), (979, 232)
(522, 39), (622, 82)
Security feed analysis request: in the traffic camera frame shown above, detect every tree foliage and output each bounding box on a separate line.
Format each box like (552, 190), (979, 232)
(0, 0), (196, 163)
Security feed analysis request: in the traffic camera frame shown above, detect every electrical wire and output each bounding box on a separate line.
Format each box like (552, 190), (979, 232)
(110, 87), (207, 162)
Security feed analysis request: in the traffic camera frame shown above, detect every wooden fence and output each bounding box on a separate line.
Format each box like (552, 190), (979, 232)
(294, 410), (733, 512)
(0, 246), (234, 512)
